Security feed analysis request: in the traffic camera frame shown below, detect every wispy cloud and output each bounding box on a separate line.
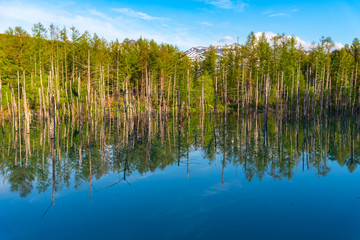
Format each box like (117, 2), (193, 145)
(264, 8), (298, 18)
(112, 8), (169, 21)
(88, 9), (111, 20)
(269, 12), (291, 17)
(200, 21), (213, 26)
(201, 0), (248, 12)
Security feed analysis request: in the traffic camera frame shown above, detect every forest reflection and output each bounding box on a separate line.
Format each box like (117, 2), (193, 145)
(1, 113), (360, 199)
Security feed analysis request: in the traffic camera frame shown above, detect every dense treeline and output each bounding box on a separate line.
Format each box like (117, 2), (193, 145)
(0, 23), (193, 132)
(1, 23), (360, 131)
(197, 33), (360, 119)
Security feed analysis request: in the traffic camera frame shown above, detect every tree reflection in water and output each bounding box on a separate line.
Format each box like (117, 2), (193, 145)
(1, 113), (360, 199)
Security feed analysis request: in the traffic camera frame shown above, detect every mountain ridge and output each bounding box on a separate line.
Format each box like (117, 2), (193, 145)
(185, 32), (344, 61)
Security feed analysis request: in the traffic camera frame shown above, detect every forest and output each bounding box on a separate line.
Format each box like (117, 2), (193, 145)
(1, 22), (360, 133)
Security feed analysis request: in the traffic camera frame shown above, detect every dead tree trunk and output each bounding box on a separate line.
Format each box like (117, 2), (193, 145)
(187, 69), (190, 117)
(0, 74), (4, 133)
(87, 50), (91, 128)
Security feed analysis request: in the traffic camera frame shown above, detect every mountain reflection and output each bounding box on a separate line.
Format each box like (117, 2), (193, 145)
(1, 113), (360, 198)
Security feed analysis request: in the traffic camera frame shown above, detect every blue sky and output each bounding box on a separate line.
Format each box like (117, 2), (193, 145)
(0, 0), (359, 50)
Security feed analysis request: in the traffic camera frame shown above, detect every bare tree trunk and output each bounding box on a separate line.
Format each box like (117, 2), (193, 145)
(325, 64), (330, 115)
(214, 76), (218, 113)
(202, 73), (205, 115)
(0, 74), (4, 133)
(255, 72), (259, 113)
(173, 67), (176, 117)
(11, 89), (18, 132)
(50, 73), (56, 139)
(329, 76), (332, 114)
(237, 72), (240, 117)
(320, 65), (325, 115)
(280, 72), (284, 117)
(167, 78), (171, 118)
(352, 63), (358, 114)
(187, 69), (190, 117)
(296, 64), (300, 119)
(39, 88), (43, 125)
(312, 65), (318, 117)
(241, 64), (245, 112)
(276, 72), (279, 115)
(5, 93), (11, 131)
(78, 74), (82, 124)
(177, 88), (181, 126)
(87, 50), (91, 128)
(291, 70), (294, 116)
(160, 69), (164, 116)
(17, 72), (21, 133)
(23, 72), (30, 134)
(264, 75), (270, 127)
(223, 68), (227, 122)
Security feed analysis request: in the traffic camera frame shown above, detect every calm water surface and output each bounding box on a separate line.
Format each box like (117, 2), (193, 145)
(0, 114), (360, 240)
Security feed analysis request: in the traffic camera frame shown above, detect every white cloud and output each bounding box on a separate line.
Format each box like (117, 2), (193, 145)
(264, 8), (298, 18)
(112, 8), (169, 21)
(218, 36), (233, 43)
(255, 32), (312, 49)
(88, 9), (111, 21)
(334, 42), (344, 49)
(269, 12), (291, 17)
(201, 0), (248, 12)
(254, 32), (276, 41)
(200, 21), (213, 26)
(254, 32), (343, 51)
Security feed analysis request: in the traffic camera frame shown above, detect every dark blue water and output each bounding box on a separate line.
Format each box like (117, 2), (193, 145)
(0, 115), (359, 239)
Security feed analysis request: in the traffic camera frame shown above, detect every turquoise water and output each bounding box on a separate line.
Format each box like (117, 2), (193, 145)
(0, 114), (359, 239)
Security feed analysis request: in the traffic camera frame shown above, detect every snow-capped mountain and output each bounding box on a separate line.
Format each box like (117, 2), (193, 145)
(184, 46), (208, 61)
(185, 43), (239, 61)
